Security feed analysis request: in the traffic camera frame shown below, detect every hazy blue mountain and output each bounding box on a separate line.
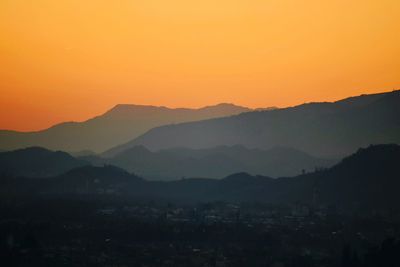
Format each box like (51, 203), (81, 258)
(3, 144), (399, 213)
(85, 145), (335, 180)
(0, 103), (252, 153)
(0, 147), (87, 177)
(204, 144), (400, 207)
(107, 90), (400, 157)
(142, 144), (400, 209)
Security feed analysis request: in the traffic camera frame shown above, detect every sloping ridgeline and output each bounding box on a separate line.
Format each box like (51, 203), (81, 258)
(2, 144), (399, 213)
(108, 90), (400, 157)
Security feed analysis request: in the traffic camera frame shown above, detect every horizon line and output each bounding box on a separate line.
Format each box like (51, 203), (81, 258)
(1, 88), (398, 133)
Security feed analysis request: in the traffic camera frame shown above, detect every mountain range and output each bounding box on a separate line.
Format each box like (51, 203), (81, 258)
(106, 90), (400, 157)
(0, 146), (335, 180)
(1, 90), (398, 159)
(0, 103), (252, 153)
(2, 144), (399, 212)
(143, 144), (400, 209)
(82, 145), (335, 180)
(0, 147), (87, 177)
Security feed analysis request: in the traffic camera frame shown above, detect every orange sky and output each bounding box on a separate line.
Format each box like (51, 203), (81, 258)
(0, 0), (399, 131)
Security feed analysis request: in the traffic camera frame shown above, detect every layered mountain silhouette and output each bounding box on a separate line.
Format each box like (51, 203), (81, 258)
(139, 145), (400, 208)
(2, 144), (399, 212)
(197, 144), (400, 208)
(44, 165), (144, 195)
(83, 145), (335, 180)
(106, 90), (400, 157)
(0, 145), (333, 180)
(0, 103), (252, 153)
(0, 147), (87, 177)
(0, 164), (142, 196)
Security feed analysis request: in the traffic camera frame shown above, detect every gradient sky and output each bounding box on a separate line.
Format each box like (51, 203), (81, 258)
(0, 0), (399, 131)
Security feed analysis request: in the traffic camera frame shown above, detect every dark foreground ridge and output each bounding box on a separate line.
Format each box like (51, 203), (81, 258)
(1, 144), (400, 266)
(1, 144), (400, 212)
(0, 147), (87, 177)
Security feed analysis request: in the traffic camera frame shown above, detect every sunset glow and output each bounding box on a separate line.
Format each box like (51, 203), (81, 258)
(1, 0), (399, 131)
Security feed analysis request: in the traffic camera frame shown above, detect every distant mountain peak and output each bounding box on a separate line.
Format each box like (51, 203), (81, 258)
(201, 103), (246, 109)
(104, 104), (168, 115)
(2, 90), (398, 154)
(106, 102), (250, 114)
(112, 90), (400, 157)
(0, 100), (258, 153)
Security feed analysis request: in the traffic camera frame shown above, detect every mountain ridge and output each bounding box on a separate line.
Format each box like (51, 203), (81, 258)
(2, 144), (399, 212)
(0, 103), (254, 153)
(89, 145), (335, 180)
(0, 147), (88, 177)
(108, 90), (400, 157)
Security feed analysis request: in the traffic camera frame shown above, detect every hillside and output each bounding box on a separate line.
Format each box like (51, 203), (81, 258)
(108, 90), (400, 157)
(0, 103), (251, 153)
(2, 144), (400, 212)
(145, 144), (400, 210)
(0, 147), (87, 177)
(85, 145), (335, 180)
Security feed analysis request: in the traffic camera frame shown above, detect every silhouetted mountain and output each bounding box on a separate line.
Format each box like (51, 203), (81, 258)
(0, 103), (252, 153)
(2, 144), (399, 213)
(145, 144), (400, 209)
(44, 165), (144, 195)
(69, 150), (96, 157)
(310, 143), (400, 208)
(109, 90), (400, 157)
(213, 144), (400, 209)
(0, 165), (143, 196)
(85, 145), (335, 180)
(0, 147), (87, 177)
